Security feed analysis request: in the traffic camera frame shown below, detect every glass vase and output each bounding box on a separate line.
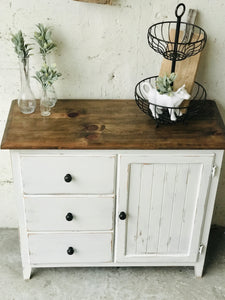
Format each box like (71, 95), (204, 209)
(47, 85), (57, 108)
(40, 88), (51, 117)
(18, 58), (36, 114)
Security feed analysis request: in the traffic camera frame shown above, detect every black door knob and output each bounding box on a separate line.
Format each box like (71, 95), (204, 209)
(65, 213), (73, 221)
(67, 247), (74, 255)
(64, 174), (72, 183)
(119, 211), (127, 220)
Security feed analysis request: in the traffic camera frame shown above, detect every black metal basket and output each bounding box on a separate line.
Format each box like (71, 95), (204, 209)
(148, 21), (207, 62)
(147, 3), (207, 73)
(135, 76), (207, 125)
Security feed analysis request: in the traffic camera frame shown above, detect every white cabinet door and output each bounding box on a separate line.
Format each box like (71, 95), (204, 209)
(116, 153), (215, 263)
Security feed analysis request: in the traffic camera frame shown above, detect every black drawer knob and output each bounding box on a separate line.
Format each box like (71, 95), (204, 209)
(65, 213), (73, 221)
(67, 247), (74, 255)
(119, 211), (127, 220)
(64, 174), (72, 183)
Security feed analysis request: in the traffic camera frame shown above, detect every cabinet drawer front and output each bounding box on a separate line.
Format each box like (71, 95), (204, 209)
(20, 155), (115, 195)
(25, 196), (114, 231)
(28, 233), (113, 264)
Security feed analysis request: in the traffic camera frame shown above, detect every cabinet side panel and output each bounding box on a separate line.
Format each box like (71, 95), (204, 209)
(11, 151), (32, 278)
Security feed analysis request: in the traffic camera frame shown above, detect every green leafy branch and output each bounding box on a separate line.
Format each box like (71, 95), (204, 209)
(156, 73), (177, 95)
(11, 30), (32, 65)
(33, 64), (62, 90)
(34, 23), (57, 63)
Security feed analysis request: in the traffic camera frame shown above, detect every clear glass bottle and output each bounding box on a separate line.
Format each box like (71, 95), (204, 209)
(40, 88), (51, 116)
(47, 85), (57, 108)
(45, 56), (58, 108)
(18, 58), (36, 114)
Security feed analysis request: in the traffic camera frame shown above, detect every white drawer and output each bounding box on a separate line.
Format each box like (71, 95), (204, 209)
(28, 233), (113, 264)
(20, 155), (115, 195)
(25, 196), (114, 231)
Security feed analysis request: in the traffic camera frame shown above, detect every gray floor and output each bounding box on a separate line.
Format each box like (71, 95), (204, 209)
(0, 227), (224, 300)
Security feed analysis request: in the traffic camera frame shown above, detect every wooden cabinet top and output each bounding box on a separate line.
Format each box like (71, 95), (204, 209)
(1, 99), (225, 150)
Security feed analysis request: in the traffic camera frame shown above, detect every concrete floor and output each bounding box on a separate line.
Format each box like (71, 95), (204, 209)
(0, 227), (224, 300)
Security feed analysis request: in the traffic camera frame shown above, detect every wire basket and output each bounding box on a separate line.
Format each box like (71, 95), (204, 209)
(148, 21), (207, 61)
(147, 3), (207, 73)
(135, 76), (207, 125)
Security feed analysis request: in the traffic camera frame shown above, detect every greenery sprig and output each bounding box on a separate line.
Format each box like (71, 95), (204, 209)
(11, 30), (32, 64)
(156, 73), (177, 95)
(34, 23), (57, 63)
(33, 64), (61, 89)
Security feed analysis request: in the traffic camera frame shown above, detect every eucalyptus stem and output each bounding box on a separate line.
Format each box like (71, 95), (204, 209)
(33, 64), (62, 90)
(11, 30), (33, 64)
(34, 23), (57, 63)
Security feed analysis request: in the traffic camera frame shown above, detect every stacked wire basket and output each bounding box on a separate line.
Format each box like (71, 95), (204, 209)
(134, 3), (207, 125)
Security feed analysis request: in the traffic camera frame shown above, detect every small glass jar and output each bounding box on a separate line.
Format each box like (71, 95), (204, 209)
(40, 88), (51, 117)
(18, 58), (36, 114)
(48, 85), (57, 108)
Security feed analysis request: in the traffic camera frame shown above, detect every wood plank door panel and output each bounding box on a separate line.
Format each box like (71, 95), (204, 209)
(116, 153), (215, 263)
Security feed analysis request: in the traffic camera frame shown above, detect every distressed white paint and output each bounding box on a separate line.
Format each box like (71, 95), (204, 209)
(116, 154), (216, 269)
(25, 196), (115, 231)
(28, 232), (113, 264)
(1, 0), (225, 228)
(20, 154), (116, 194)
(10, 149), (223, 278)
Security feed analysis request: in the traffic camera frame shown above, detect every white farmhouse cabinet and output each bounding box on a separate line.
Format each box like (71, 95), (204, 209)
(1, 100), (225, 279)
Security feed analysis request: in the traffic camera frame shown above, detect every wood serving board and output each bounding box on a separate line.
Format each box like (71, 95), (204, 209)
(159, 30), (202, 94)
(159, 29), (204, 112)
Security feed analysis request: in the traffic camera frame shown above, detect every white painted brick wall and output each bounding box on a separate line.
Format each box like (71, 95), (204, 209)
(0, 0), (225, 227)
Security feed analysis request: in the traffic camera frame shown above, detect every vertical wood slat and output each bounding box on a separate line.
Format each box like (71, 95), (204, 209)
(126, 164), (155, 255)
(167, 164), (189, 254)
(136, 165), (154, 254)
(126, 164), (142, 255)
(178, 164), (202, 253)
(146, 164), (166, 254)
(157, 164), (177, 254)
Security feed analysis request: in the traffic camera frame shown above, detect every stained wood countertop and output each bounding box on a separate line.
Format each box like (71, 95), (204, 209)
(1, 99), (225, 150)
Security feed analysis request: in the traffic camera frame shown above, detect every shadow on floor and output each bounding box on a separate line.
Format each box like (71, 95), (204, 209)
(204, 225), (225, 272)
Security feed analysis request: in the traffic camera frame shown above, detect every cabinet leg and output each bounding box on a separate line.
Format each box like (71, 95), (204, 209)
(194, 263), (204, 278)
(23, 265), (32, 280)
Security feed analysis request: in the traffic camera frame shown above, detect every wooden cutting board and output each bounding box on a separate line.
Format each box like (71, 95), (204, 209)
(159, 30), (202, 94)
(159, 28), (204, 110)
